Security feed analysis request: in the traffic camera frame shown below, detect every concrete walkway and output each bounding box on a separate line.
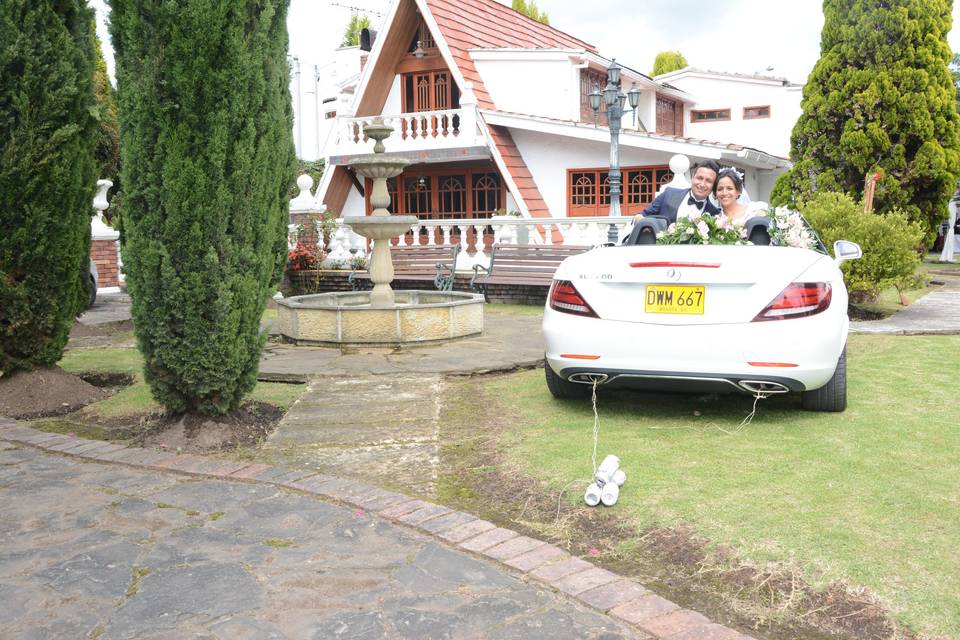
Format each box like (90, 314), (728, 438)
(0, 423), (753, 640)
(850, 272), (960, 335)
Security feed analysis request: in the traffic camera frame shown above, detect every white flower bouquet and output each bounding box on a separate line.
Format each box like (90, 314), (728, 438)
(656, 210), (748, 245)
(769, 206), (818, 250)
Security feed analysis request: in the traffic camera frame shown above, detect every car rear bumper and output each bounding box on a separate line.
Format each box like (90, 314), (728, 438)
(543, 308), (847, 394)
(553, 366), (805, 394)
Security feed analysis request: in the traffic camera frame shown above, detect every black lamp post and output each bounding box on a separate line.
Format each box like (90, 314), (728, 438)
(590, 59), (641, 243)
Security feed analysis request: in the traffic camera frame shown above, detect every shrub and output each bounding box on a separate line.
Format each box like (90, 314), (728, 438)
(0, 1), (98, 376)
(286, 242), (324, 272)
(801, 192), (925, 300)
(111, 0), (295, 416)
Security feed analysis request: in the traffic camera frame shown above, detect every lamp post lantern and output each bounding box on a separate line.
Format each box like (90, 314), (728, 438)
(591, 60), (643, 244)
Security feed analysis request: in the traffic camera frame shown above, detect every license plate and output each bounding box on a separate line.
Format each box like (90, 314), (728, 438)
(645, 285), (705, 314)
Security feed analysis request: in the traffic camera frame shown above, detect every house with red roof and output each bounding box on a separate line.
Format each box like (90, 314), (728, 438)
(315, 0), (791, 228)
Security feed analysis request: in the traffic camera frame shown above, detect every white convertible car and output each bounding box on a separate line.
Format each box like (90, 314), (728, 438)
(542, 237), (862, 411)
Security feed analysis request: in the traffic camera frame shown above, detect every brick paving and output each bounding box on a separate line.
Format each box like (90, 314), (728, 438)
(0, 421), (755, 640)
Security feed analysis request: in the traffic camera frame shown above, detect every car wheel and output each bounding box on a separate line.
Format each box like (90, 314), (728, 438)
(87, 274), (97, 309)
(544, 361), (592, 400)
(801, 346), (846, 412)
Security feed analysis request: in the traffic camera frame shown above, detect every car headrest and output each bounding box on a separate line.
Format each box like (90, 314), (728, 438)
(744, 216), (772, 246)
(646, 215), (669, 232)
(624, 217), (666, 246)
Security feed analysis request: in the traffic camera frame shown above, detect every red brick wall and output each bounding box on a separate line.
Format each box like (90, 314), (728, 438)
(90, 239), (119, 288)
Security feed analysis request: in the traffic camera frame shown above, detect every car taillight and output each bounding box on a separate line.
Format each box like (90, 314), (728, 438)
(548, 280), (599, 318)
(753, 282), (832, 322)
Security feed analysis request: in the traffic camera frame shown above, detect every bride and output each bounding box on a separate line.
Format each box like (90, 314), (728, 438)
(714, 167), (767, 225)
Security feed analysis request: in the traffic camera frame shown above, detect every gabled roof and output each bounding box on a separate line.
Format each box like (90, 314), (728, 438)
(425, 0), (597, 110)
(420, 0), (601, 218)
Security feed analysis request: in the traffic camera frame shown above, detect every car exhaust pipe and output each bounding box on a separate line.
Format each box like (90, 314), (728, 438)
(568, 373), (609, 385)
(739, 380), (790, 394)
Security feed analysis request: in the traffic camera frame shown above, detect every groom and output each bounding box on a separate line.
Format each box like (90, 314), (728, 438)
(622, 159), (721, 243)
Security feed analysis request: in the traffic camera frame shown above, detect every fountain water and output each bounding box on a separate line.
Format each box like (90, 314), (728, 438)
(276, 121), (484, 346)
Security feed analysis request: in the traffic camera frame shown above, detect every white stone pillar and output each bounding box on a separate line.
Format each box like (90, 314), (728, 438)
(90, 179), (120, 292)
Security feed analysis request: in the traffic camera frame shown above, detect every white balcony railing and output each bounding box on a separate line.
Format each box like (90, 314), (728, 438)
(328, 107), (481, 156)
(291, 215), (634, 272)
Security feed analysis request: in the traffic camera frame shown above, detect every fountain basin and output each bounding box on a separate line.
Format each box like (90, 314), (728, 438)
(276, 290), (484, 346)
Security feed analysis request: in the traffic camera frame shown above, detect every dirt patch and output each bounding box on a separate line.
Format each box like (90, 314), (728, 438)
(434, 374), (912, 640)
(0, 367), (108, 419)
(135, 401), (283, 454)
(77, 371), (136, 389)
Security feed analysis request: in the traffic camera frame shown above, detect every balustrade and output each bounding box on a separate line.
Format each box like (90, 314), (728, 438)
(309, 215), (635, 271)
(331, 107), (478, 156)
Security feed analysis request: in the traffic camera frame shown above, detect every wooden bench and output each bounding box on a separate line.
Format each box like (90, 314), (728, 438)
(470, 244), (592, 300)
(349, 243), (461, 292)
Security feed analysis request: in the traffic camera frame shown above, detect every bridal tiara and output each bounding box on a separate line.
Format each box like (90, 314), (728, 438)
(720, 167), (744, 181)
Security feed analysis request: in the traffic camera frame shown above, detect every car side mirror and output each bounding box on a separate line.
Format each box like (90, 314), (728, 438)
(833, 240), (862, 266)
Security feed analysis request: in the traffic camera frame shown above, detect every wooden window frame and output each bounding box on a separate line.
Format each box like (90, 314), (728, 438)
(566, 165), (672, 217)
(655, 94), (684, 136)
(408, 20), (436, 54)
(579, 68), (608, 126)
(690, 108), (731, 123)
(743, 104), (771, 120)
(364, 163), (506, 220)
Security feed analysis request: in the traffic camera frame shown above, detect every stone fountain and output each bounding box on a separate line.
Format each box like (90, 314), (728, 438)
(276, 121), (484, 346)
(343, 121), (416, 306)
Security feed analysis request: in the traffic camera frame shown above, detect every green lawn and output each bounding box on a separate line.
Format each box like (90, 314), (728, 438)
(484, 302), (545, 317)
(489, 334), (958, 637)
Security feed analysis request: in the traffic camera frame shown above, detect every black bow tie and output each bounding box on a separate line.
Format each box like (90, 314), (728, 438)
(687, 196), (704, 207)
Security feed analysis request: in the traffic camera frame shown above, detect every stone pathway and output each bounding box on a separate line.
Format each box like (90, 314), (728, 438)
(263, 373), (446, 494)
(77, 291), (132, 328)
(0, 423), (753, 640)
(850, 272), (960, 335)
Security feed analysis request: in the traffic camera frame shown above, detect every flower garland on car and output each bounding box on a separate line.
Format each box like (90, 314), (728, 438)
(768, 206), (818, 250)
(655, 207), (820, 249)
(656, 210), (747, 245)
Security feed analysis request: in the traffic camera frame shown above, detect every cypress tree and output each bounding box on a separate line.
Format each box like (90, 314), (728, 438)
(93, 31), (120, 191)
(652, 51), (688, 76)
(773, 0), (960, 235)
(109, 0), (295, 416)
(0, 1), (98, 376)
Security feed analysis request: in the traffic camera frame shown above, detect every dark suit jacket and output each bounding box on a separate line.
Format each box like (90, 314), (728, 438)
(641, 187), (720, 224)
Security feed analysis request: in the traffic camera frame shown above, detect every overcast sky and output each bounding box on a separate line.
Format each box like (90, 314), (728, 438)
(90, 0), (960, 84)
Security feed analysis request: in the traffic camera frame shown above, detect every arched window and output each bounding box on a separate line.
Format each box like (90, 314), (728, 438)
(472, 173), (502, 215)
(404, 176), (431, 216)
(438, 175), (466, 218)
(627, 171), (653, 206)
(599, 173), (611, 206)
